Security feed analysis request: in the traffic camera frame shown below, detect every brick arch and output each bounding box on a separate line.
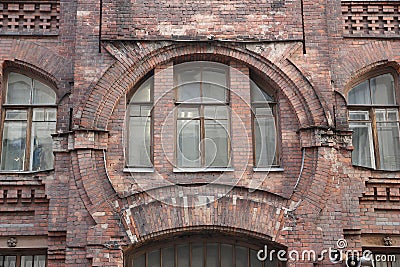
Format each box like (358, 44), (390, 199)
(120, 187), (288, 245)
(335, 41), (396, 97)
(6, 39), (73, 96)
(79, 42), (327, 130)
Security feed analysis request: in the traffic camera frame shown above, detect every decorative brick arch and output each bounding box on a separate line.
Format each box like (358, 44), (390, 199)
(334, 41), (397, 97)
(79, 42), (328, 130)
(6, 39), (73, 96)
(119, 188), (289, 245)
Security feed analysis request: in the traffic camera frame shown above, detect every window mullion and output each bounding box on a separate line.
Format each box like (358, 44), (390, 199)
(25, 108), (33, 171)
(370, 108), (380, 169)
(200, 105), (205, 167)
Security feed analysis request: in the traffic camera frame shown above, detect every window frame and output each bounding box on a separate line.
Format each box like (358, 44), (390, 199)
(250, 75), (280, 169)
(174, 63), (231, 170)
(347, 68), (400, 171)
(0, 249), (47, 267)
(124, 236), (286, 267)
(0, 70), (57, 172)
(126, 74), (154, 169)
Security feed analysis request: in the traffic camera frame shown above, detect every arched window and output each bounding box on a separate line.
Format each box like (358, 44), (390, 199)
(348, 72), (400, 170)
(175, 62), (230, 169)
(251, 80), (278, 168)
(125, 238), (284, 267)
(1, 72), (57, 171)
(127, 76), (153, 168)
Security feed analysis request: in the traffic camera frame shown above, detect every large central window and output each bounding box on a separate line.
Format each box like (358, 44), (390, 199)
(348, 71), (400, 170)
(175, 62), (230, 169)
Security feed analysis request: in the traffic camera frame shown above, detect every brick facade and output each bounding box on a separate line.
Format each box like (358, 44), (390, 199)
(0, 0), (399, 266)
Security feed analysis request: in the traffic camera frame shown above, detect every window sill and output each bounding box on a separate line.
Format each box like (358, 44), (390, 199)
(123, 167), (155, 173)
(253, 167), (284, 172)
(173, 167), (234, 173)
(0, 169), (54, 175)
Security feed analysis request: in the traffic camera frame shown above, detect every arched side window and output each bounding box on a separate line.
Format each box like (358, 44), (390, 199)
(1, 72), (57, 171)
(348, 72), (400, 170)
(127, 76), (154, 168)
(251, 80), (278, 168)
(175, 62), (230, 169)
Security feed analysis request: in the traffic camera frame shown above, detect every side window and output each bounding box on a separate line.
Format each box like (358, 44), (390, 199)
(1, 72), (57, 171)
(127, 76), (153, 168)
(175, 62), (230, 169)
(0, 252), (46, 267)
(348, 72), (400, 170)
(251, 80), (279, 168)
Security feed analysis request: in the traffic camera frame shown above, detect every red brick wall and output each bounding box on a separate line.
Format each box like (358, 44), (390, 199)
(101, 0), (303, 41)
(0, 0), (399, 266)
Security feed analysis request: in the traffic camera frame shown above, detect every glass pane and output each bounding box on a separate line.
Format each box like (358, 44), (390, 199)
(202, 84), (227, 103)
(130, 105), (152, 117)
(31, 121), (56, 171)
(377, 122), (400, 170)
(191, 243), (204, 267)
(178, 107), (199, 119)
(204, 120), (229, 167)
(204, 106), (228, 120)
(387, 109), (399, 121)
(33, 109), (45, 121)
(348, 80), (370, 105)
(177, 69), (201, 102)
(7, 72), (31, 104)
(203, 68), (227, 87)
(373, 254), (387, 267)
(250, 249), (262, 267)
(162, 247), (175, 267)
(370, 74), (395, 105)
(1, 121), (27, 171)
(33, 255), (46, 267)
(350, 122), (375, 169)
(177, 120), (201, 167)
(33, 80), (56, 104)
(221, 244), (233, 266)
(255, 116), (277, 167)
(177, 244), (189, 267)
(148, 249), (160, 267)
(133, 254), (145, 267)
(128, 117), (152, 167)
(0, 256), (3, 267)
(129, 105), (141, 117)
(206, 243), (219, 267)
(130, 77), (153, 103)
(349, 110), (369, 121)
(202, 69), (227, 102)
(21, 256), (33, 267)
(391, 255), (400, 267)
(251, 81), (273, 102)
(255, 107), (272, 116)
(5, 110), (28, 120)
(4, 256), (16, 267)
(236, 246), (248, 267)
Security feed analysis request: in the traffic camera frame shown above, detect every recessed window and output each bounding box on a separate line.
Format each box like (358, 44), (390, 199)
(0, 72), (57, 171)
(348, 72), (400, 170)
(175, 63), (230, 169)
(125, 240), (283, 267)
(127, 76), (153, 167)
(0, 252), (46, 267)
(251, 80), (278, 168)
